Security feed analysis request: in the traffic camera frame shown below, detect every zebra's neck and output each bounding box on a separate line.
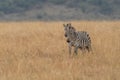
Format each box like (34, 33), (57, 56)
(68, 30), (78, 41)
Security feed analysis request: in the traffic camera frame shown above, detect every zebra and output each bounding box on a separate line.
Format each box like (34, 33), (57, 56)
(63, 23), (92, 55)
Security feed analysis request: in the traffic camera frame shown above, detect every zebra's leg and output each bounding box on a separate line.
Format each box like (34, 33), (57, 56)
(88, 45), (93, 53)
(68, 43), (72, 55)
(86, 46), (90, 52)
(74, 46), (79, 55)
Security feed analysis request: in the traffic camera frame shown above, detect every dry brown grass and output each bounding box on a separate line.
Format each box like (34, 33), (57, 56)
(0, 21), (120, 80)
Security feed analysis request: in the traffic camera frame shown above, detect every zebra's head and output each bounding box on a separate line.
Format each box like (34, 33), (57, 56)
(63, 23), (69, 37)
(63, 23), (74, 37)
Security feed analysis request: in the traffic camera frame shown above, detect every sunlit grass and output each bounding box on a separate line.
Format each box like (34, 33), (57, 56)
(0, 21), (120, 80)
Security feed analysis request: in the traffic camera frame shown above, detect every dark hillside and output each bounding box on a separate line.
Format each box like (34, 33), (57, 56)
(0, 0), (120, 21)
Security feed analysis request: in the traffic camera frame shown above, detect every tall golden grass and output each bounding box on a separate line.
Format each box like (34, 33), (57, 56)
(0, 21), (120, 80)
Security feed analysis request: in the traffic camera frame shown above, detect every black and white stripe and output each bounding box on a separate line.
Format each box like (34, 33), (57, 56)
(63, 23), (92, 55)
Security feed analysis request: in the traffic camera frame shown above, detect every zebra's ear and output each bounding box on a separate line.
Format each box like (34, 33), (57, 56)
(63, 24), (66, 27)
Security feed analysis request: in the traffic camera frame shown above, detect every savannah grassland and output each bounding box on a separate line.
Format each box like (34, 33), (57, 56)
(0, 21), (120, 80)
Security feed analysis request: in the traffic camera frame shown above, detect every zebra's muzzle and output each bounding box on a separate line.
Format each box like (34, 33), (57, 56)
(67, 39), (70, 43)
(65, 34), (67, 37)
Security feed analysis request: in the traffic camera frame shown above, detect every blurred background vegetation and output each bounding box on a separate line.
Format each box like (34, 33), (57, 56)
(0, 0), (119, 21)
